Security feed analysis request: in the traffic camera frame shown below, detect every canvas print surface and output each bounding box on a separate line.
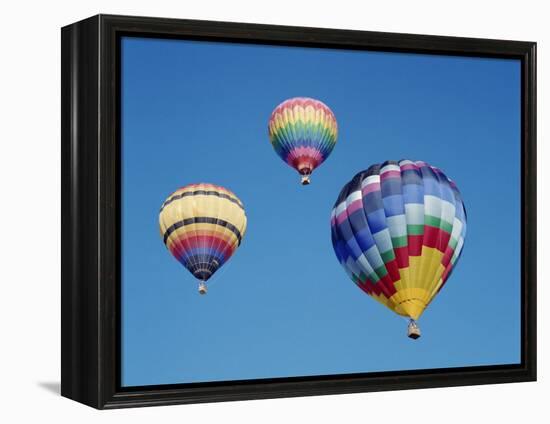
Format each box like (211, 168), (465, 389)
(121, 36), (521, 387)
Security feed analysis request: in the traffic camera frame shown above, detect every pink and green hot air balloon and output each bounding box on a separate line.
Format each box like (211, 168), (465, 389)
(268, 97), (338, 185)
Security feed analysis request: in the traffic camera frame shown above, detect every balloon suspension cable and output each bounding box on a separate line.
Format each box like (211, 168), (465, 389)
(407, 319), (421, 340)
(198, 281), (208, 295)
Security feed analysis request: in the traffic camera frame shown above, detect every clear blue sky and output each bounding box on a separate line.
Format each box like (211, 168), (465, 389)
(121, 36), (521, 387)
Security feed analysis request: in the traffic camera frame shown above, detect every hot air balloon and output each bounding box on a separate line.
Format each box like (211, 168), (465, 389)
(331, 160), (467, 339)
(268, 97), (338, 185)
(159, 183), (247, 295)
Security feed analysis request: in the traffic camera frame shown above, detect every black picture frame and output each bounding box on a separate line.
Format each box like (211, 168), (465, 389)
(61, 14), (537, 409)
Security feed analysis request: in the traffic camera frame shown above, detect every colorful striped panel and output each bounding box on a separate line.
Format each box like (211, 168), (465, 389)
(331, 160), (467, 320)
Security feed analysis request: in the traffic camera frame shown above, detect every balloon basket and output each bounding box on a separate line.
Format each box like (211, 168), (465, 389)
(407, 320), (421, 339)
(198, 282), (208, 295)
(301, 175), (311, 185)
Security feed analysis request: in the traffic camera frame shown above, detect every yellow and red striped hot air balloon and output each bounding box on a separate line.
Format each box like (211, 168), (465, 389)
(159, 183), (247, 295)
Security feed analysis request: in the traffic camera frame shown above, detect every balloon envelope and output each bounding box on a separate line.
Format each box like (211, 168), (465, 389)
(331, 160), (467, 320)
(268, 97), (337, 183)
(159, 183), (247, 282)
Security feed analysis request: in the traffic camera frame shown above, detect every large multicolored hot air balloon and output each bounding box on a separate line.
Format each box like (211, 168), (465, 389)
(331, 160), (467, 338)
(159, 183), (247, 295)
(268, 97), (338, 185)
